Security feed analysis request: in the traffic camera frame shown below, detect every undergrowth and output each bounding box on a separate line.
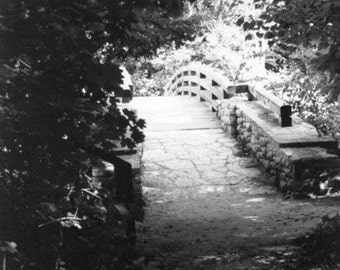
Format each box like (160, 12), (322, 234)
(294, 214), (340, 269)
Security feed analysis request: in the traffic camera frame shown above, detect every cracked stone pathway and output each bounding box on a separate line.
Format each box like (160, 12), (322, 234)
(130, 96), (340, 270)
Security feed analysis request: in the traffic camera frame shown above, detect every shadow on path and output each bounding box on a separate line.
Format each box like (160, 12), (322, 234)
(130, 96), (340, 269)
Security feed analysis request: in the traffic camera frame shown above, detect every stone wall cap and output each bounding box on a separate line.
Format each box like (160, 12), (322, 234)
(231, 100), (338, 148)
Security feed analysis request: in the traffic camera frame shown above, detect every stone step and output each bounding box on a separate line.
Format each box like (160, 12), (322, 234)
(282, 147), (340, 170)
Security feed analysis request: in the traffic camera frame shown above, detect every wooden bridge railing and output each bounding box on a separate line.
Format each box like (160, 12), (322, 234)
(166, 64), (292, 127)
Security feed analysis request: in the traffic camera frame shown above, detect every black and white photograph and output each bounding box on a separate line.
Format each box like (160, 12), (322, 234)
(1, 0), (340, 269)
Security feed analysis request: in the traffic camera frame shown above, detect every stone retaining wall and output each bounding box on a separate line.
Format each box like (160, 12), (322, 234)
(217, 98), (340, 192)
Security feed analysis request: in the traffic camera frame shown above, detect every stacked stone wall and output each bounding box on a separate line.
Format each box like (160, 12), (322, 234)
(218, 100), (296, 190)
(217, 98), (340, 192)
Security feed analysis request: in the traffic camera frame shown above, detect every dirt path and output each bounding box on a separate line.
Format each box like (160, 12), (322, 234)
(131, 96), (340, 269)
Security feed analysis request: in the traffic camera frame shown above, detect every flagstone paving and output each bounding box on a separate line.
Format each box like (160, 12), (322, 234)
(130, 96), (340, 270)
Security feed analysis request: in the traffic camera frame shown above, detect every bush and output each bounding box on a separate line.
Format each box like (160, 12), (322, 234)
(295, 215), (340, 269)
(264, 58), (340, 138)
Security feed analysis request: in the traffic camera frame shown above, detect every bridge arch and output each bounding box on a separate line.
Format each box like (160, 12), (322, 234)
(166, 64), (235, 112)
(165, 63), (292, 127)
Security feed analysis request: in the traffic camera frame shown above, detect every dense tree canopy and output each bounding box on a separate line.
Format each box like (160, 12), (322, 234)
(0, 0), (196, 269)
(237, 0), (340, 95)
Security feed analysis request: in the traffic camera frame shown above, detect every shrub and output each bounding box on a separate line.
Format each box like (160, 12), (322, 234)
(295, 215), (340, 269)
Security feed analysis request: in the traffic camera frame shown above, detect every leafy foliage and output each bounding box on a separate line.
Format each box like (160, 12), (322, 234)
(236, 0), (340, 97)
(266, 68), (340, 137)
(283, 170), (340, 199)
(295, 214), (340, 269)
(0, 0), (188, 269)
(131, 0), (268, 96)
(282, 75), (340, 136)
(128, 7), (199, 57)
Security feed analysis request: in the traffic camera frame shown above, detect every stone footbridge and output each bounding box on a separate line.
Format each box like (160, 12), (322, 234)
(128, 96), (340, 269)
(119, 64), (340, 268)
(128, 64), (340, 193)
